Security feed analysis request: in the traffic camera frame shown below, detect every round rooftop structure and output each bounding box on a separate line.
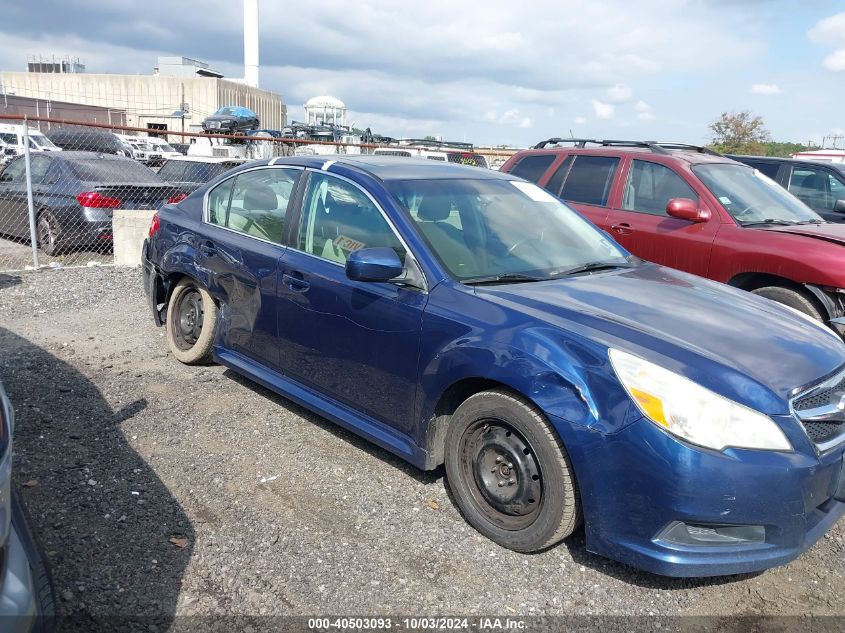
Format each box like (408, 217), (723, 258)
(305, 95), (347, 126)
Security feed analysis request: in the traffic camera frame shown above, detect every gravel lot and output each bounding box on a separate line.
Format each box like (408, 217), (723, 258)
(0, 267), (844, 630)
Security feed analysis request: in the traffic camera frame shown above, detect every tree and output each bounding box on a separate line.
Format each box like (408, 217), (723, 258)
(708, 110), (770, 154)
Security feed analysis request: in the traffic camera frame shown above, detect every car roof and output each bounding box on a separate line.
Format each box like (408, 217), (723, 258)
(236, 155), (514, 181)
(46, 150), (136, 162)
(729, 154), (845, 170)
(165, 156), (245, 164)
(515, 145), (735, 166)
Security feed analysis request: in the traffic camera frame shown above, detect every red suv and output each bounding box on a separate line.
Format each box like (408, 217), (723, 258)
(501, 139), (845, 328)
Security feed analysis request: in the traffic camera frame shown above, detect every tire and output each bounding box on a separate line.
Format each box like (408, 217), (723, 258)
(165, 277), (219, 364)
(36, 211), (62, 257)
(751, 286), (823, 322)
(444, 390), (581, 553)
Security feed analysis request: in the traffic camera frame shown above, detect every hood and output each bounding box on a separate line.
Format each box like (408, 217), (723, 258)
(477, 264), (845, 412)
(759, 222), (845, 245)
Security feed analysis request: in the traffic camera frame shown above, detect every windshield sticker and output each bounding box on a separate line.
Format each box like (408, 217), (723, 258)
(510, 181), (558, 203)
(719, 196), (732, 205)
(334, 235), (365, 252)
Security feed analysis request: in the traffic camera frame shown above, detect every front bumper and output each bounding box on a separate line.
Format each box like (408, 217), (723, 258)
(551, 413), (845, 577)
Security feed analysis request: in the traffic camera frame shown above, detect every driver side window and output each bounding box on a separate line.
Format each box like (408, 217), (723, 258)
(622, 160), (697, 216)
(298, 172), (404, 264)
(0, 158), (26, 183)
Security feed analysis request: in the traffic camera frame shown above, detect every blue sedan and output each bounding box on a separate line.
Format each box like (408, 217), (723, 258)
(142, 156), (845, 577)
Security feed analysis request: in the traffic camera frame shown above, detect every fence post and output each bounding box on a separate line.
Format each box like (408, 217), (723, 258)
(22, 117), (39, 269)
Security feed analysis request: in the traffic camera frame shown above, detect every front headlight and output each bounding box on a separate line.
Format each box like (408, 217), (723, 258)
(609, 349), (791, 451)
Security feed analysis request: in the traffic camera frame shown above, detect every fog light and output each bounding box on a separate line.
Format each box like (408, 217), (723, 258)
(656, 521), (765, 546)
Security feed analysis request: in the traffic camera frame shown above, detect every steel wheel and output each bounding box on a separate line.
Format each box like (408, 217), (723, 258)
(460, 420), (543, 530)
(165, 278), (219, 365)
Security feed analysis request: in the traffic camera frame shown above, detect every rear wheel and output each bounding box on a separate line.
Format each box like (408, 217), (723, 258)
(36, 211), (62, 256)
(751, 286), (823, 321)
(166, 278), (219, 364)
(444, 390), (581, 553)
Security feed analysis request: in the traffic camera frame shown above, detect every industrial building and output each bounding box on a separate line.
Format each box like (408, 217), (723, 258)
(0, 92), (128, 127)
(0, 56), (286, 135)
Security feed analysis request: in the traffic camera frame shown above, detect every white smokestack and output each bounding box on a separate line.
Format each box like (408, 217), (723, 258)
(243, 0), (259, 88)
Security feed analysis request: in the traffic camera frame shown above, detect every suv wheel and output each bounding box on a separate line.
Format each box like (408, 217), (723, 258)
(751, 286), (823, 321)
(444, 390), (581, 552)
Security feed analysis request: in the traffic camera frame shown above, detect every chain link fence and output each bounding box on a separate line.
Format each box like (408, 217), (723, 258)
(0, 114), (516, 272)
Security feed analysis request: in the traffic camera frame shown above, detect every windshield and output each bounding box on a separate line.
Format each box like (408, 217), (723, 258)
(30, 133), (57, 149)
(693, 163), (822, 225)
(386, 178), (629, 281)
(213, 106), (253, 117)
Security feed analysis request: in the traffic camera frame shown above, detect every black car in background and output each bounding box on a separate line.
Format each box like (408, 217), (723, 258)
(201, 106), (260, 134)
(728, 154), (845, 222)
(0, 381), (55, 630)
(45, 127), (132, 158)
(0, 152), (181, 255)
(156, 157), (245, 195)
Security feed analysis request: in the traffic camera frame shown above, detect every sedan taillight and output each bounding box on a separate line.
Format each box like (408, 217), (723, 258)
(148, 213), (161, 238)
(77, 192), (122, 208)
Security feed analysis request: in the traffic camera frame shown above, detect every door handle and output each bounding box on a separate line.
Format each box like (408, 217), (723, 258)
(282, 272), (310, 292)
(611, 223), (632, 235)
(199, 240), (216, 256)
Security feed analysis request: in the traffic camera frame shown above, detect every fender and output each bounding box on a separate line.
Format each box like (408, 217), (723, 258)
(415, 327), (642, 468)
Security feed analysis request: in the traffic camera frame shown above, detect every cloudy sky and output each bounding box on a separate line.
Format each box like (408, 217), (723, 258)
(2, 0), (845, 146)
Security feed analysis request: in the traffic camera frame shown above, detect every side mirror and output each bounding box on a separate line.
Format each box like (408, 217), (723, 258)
(3, 148), (15, 156)
(666, 198), (710, 223)
(346, 247), (404, 282)
(834, 199), (845, 214)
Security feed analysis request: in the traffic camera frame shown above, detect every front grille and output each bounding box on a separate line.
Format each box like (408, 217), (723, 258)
(802, 419), (845, 443)
(793, 374), (845, 411)
(792, 370), (845, 448)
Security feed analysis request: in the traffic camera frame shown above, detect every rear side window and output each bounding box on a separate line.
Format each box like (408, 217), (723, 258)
(543, 156), (574, 196)
(156, 161), (188, 181)
(743, 160), (780, 180)
(560, 155), (619, 206)
(207, 168), (298, 244)
(509, 154), (555, 183)
(622, 160), (697, 216)
(789, 167), (844, 210)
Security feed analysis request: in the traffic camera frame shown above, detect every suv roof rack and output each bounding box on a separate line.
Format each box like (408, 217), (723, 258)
(532, 138), (721, 156)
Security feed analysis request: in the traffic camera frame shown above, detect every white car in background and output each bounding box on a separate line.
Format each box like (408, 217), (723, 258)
(146, 137), (183, 167)
(116, 134), (155, 164)
(0, 123), (62, 165)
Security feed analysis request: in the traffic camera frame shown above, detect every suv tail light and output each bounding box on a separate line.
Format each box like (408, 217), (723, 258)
(148, 212), (161, 238)
(167, 192), (188, 204)
(77, 192), (122, 209)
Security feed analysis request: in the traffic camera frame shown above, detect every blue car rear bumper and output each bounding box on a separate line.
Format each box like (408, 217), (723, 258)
(551, 414), (845, 577)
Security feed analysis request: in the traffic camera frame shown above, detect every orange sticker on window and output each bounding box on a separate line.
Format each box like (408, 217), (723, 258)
(334, 235), (365, 252)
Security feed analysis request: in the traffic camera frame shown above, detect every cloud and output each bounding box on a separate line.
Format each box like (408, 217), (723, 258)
(809, 12), (845, 45)
(749, 83), (782, 94)
(574, 116), (587, 124)
(0, 0), (781, 145)
(607, 83), (633, 103)
(634, 100), (655, 120)
(823, 50), (845, 71)
(809, 12), (845, 72)
(592, 100), (615, 119)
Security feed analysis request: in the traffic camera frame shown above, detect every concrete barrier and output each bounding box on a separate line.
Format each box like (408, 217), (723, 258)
(112, 210), (155, 267)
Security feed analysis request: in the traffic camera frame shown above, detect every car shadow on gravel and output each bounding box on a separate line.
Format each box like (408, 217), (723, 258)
(223, 369), (444, 485)
(0, 327), (193, 632)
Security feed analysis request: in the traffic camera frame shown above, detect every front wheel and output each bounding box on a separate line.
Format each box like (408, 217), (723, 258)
(751, 286), (823, 322)
(165, 278), (219, 364)
(444, 390), (581, 553)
